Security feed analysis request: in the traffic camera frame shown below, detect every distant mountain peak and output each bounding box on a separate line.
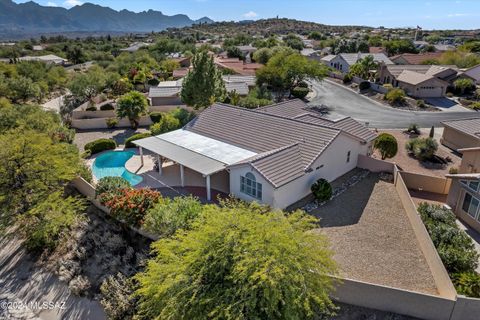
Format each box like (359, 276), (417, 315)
(0, 0), (214, 37)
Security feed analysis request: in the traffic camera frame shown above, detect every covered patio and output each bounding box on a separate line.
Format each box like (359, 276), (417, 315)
(132, 129), (258, 201)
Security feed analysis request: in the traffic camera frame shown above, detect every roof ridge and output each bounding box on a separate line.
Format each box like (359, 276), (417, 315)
(442, 117), (480, 124)
(212, 103), (342, 134)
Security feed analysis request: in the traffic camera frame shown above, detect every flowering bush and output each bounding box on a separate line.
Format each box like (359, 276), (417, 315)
(105, 188), (161, 226)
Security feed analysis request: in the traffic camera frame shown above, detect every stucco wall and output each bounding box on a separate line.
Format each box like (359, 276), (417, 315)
(394, 168), (457, 300)
(229, 165), (275, 205)
(151, 96), (183, 106)
(333, 277), (455, 320)
(71, 116), (153, 129)
(401, 171), (452, 194)
(459, 150), (480, 173)
(272, 134), (363, 208)
(451, 295), (480, 320)
(357, 154), (394, 173)
(441, 127), (480, 151)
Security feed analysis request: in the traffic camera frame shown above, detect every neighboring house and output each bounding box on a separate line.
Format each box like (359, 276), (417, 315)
(18, 54), (67, 65)
(119, 42), (151, 53)
(236, 45), (257, 62)
(434, 44), (456, 52)
(172, 57), (191, 68)
(320, 54), (336, 67)
(222, 75), (256, 88)
(369, 47), (387, 54)
(378, 64), (458, 98)
(214, 57), (262, 76)
(225, 82), (249, 96)
(325, 53), (393, 73)
(134, 100), (376, 208)
(172, 68), (190, 79)
(395, 70), (449, 98)
(446, 147), (480, 233)
(149, 81), (183, 106)
(458, 64), (480, 84)
(390, 52), (443, 65)
(441, 118), (480, 151)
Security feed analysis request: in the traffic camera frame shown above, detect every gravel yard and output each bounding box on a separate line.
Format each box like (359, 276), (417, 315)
(74, 128), (149, 151)
(311, 173), (438, 295)
(373, 128), (461, 177)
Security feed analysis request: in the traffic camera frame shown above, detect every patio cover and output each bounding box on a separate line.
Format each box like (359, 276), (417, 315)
(133, 130), (257, 176)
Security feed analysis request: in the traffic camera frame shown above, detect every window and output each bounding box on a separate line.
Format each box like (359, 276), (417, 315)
(461, 180), (480, 192)
(347, 151), (351, 163)
(240, 172), (262, 200)
(462, 192), (480, 219)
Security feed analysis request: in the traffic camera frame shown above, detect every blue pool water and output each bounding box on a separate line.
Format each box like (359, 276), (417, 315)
(92, 150), (143, 186)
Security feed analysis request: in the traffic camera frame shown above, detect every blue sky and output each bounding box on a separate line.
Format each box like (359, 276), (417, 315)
(14, 0), (480, 29)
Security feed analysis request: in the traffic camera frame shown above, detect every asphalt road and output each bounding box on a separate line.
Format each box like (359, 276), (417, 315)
(309, 80), (479, 129)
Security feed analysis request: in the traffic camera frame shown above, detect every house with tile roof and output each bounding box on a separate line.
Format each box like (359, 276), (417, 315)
(134, 100), (376, 208)
(326, 53), (394, 74)
(390, 52), (443, 65)
(378, 64), (457, 98)
(441, 118), (480, 151)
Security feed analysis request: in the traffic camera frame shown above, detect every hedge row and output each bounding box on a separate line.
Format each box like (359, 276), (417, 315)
(84, 138), (117, 154)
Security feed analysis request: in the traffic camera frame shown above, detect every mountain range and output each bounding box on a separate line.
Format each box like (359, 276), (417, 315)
(0, 0), (213, 36)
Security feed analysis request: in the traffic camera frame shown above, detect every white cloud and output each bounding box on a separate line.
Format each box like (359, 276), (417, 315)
(447, 13), (469, 17)
(242, 11), (258, 19)
(46, 1), (58, 6)
(63, 0), (83, 8)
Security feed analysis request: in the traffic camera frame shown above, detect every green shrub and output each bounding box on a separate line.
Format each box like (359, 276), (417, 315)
(373, 133), (398, 160)
(148, 78), (160, 86)
(96, 176), (131, 204)
(86, 105), (97, 111)
(149, 112), (163, 123)
(383, 83), (393, 90)
(407, 123), (420, 135)
(406, 137), (438, 161)
(125, 132), (152, 148)
(150, 113), (180, 135)
(311, 178), (332, 202)
(470, 102), (480, 111)
(100, 103), (115, 111)
(343, 74), (352, 84)
(449, 167), (459, 174)
(385, 88), (406, 105)
(418, 203), (479, 276)
(452, 272), (480, 298)
(100, 273), (137, 320)
(170, 107), (195, 126)
(84, 138), (116, 155)
(359, 81), (370, 91)
(454, 78), (475, 95)
(19, 192), (85, 251)
(417, 100), (426, 108)
(106, 118), (118, 128)
(291, 86), (310, 99)
(144, 195), (203, 237)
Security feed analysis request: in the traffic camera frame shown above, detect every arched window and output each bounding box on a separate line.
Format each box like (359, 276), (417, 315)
(240, 172), (262, 200)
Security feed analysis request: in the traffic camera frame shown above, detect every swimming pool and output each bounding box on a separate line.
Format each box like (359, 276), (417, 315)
(92, 150), (143, 186)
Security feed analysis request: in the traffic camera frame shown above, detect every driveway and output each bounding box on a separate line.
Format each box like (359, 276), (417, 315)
(309, 80), (479, 129)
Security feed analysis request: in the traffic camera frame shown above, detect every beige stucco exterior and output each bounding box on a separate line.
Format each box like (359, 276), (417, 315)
(397, 78), (447, 98)
(459, 149), (480, 173)
(229, 133), (370, 209)
(441, 127), (480, 151)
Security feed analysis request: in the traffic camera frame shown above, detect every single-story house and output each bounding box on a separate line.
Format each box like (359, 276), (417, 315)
(148, 84), (182, 106)
(395, 70), (449, 98)
(134, 99), (376, 208)
(119, 42), (151, 53)
(458, 64), (480, 84)
(378, 64), (458, 98)
(441, 118), (480, 151)
(225, 82), (249, 96)
(18, 54), (68, 65)
(324, 53), (393, 74)
(369, 47), (387, 54)
(214, 57), (262, 76)
(390, 52), (443, 65)
(222, 75), (256, 88)
(172, 68), (190, 79)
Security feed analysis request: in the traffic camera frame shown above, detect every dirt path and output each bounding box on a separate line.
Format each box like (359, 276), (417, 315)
(0, 233), (105, 320)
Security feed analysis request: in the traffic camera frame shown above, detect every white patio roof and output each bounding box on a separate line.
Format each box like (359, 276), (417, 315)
(133, 129), (257, 176)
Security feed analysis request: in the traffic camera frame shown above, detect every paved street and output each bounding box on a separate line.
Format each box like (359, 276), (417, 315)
(309, 80), (479, 129)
